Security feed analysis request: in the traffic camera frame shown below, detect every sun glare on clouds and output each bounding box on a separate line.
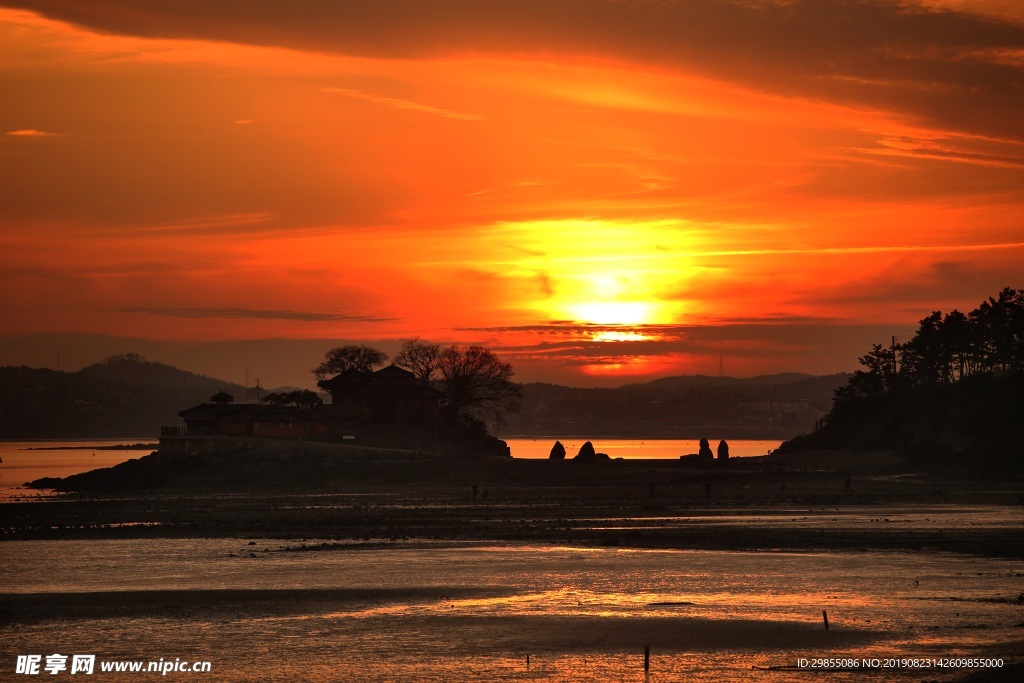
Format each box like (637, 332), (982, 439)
(482, 219), (702, 328)
(2, 3), (1023, 384)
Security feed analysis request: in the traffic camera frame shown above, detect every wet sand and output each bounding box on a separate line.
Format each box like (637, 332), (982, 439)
(3, 451), (1021, 681)
(3, 451), (1022, 557)
(0, 587), (880, 652)
(3, 536), (1021, 682)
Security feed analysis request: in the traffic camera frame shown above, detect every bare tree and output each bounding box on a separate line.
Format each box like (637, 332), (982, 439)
(437, 345), (521, 425)
(312, 345), (388, 382)
(392, 337), (442, 383)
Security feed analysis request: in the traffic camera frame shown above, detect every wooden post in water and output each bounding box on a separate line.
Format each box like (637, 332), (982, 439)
(822, 610), (830, 630)
(644, 645), (650, 672)
(526, 654), (530, 668)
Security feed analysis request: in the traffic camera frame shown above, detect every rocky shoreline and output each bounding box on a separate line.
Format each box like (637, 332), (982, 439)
(5, 447), (1022, 558)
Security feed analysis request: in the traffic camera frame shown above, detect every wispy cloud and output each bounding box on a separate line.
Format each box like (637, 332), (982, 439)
(6, 129), (59, 137)
(113, 213), (279, 236)
(15, 0), (1024, 139)
(322, 87), (482, 120)
(669, 241), (1024, 259)
(119, 307), (395, 323)
(861, 146), (1024, 168)
(459, 320), (904, 376)
(857, 132), (1024, 168)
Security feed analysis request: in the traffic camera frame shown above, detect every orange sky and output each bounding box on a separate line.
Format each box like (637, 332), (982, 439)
(2, 1), (1023, 387)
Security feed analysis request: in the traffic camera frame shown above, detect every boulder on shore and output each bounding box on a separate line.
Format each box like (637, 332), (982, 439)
(698, 437), (714, 461)
(573, 441), (610, 462)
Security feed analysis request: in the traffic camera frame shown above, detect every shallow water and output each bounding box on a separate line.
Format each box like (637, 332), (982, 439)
(572, 505), (1024, 532)
(0, 438), (775, 501)
(503, 438), (780, 460)
(0, 440), (156, 500)
(2, 542), (1020, 681)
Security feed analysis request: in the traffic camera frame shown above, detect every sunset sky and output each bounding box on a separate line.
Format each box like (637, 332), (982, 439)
(2, 0), (1023, 388)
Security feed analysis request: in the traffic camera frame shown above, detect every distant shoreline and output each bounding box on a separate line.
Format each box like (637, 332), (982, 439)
(18, 443), (158, 451)
(7, 443), (1022, 559)
(499, 435), (777, 441)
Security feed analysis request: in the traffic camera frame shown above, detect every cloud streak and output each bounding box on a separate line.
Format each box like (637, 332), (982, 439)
(5, 128), (59, 136)
(464, 320), (909, 379)
(119, 307), (396, 323)
(323, 87), (482, 121)
(673, 240), (1024, 258)
(8, 0), (1024, 139)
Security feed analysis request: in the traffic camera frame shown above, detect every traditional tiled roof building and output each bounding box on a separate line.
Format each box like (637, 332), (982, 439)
(175, 366), (443, 442)
(317, 364), (442, 424)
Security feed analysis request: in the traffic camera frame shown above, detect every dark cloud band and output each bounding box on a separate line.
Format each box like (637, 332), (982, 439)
(118, 307), (394, 322)
(7, 0), (1024, 139)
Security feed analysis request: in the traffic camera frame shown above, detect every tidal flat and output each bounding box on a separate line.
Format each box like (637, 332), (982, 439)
(2, 453), (1022, 681)
(2, 540), (1022, 682)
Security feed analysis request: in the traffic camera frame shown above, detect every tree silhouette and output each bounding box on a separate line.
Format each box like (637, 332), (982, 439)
(782, 287), (1024, 464)
(833, 287), (1024, 413)
(833, 343), (896, 406)
(392, 337), (442, 383)
(312, 345), (388, 382)
(900, 310), (944, 385)
(974, 287), (1024, 374)
(437, 345), (521, 425)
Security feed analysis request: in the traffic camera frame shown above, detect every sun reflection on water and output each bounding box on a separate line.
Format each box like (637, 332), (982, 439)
(4, 541), (1020, 682)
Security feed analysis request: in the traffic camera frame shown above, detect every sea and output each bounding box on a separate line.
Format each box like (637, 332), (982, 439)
(0, 439), (157, 501)
(2, 540), (1021, 681)
(2, 439), (1021, 681)
(0, 439), (778, 500)
(502, 438), (780, 460)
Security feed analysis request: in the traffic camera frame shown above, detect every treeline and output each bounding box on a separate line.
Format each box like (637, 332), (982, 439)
(313, 339), (521, 426)
(780, 287), (1024, 472)
(835, 286), (1024, 407)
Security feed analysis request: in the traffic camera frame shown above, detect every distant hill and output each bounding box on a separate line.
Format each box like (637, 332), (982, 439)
(0, 353), (849, 440)
(0, 354), (303, 438)
(503, 373), (849, 439)
(756, 374), (853, 403)
(78, 353), (237, 389)
(624, 372), (815, 389)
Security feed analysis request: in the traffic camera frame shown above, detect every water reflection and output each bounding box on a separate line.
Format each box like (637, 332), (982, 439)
(3, 542), (1020, 681)
(502, 438), (781, 460)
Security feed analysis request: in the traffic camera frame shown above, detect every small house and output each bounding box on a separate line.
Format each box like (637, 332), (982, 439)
(318, 364), (443, 424)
